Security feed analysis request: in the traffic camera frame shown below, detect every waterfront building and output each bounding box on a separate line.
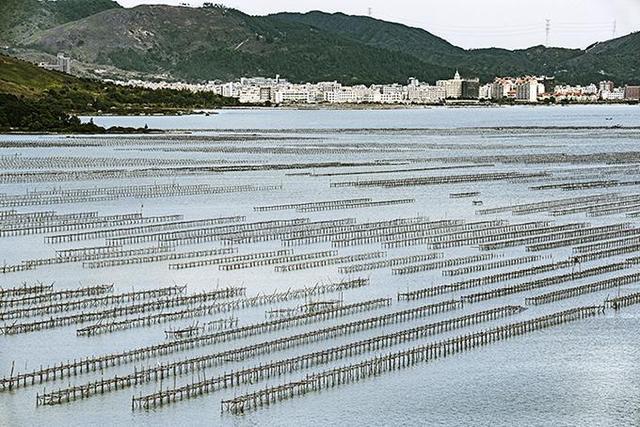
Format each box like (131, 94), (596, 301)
(238, 86), (262, 103)
(479, 83), (493, 100)
(98, 71), (629, 106)
(540, 76), (555, 94)
(274, 86), (311, 104)
(324, 88), (353, 103)
(516, 79), (539, 102)
(380, 84), (404, 103)
(406, 84), (446, 104)
(625, 86), (640, 100)
(461, 79), (480, 99)
(436, 70), (463, 99)
(599, 81), (615, 93)
(490, 78), (516, 99)
(259, 87), (272, 103)
(601, 88), (625, 100)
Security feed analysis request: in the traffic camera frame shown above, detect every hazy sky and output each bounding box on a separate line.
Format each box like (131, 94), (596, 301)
(117, 0), (640, 50)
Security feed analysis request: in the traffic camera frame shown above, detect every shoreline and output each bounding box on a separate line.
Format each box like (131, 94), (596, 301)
(83, 102), (640, 116)
(221, 102), (638, 111)
(5, 104), (638, 135)
(4, 125), (640, 137)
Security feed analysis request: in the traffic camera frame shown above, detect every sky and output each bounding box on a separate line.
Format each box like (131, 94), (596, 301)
(116, 0), (640, 50)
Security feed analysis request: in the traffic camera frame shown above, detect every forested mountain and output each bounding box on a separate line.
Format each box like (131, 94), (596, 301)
(22, 5), (454, 84)
(3, 3), (639, 84)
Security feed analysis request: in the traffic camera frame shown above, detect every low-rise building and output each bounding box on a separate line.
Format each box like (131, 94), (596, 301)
(406, 84), (446, 104)
(100, 72), (632, 106)
(601, 88), (625, 100)
(274, 86), (310, 104)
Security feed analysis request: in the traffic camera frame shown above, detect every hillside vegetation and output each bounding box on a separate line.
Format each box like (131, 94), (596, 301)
(273, 12), (639, 84)
(0, 0), (121, 44)
(3, 4), (640, 86)
(24, 5), (454, 84)
(0, 54), (238, 132)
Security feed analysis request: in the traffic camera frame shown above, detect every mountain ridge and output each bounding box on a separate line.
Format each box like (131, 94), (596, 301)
(4, 4), (640, 85)
(0, 0), (122, 44)
(23, 5), (456, 84)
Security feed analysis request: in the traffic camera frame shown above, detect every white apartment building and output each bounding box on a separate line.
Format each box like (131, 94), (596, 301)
(238, 86), (262, 103)
(436, 70), (464, 99)
(350, 85), (377, 103)
(490, 78), (516, 99)
(407, 84), (446, 104)
(101, 72), (626, 106)
(324, 88), (353, 103)
(516, 79), (540, 102)
(601, 88), (625, 100)
(220, 82), (240, 98)
(274, 86), (310, 104)
(479, 84), (492, 99)
(380, 84), (404, 104)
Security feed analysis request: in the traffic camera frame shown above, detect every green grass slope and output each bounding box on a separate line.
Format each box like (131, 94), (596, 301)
(0, 53), (75, 96)
(0, 54), (238, 117)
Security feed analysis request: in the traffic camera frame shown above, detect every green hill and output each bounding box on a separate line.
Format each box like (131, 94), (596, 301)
(271, 11), (464, 59)
(0, 54), (238, 131)
(0, 52), (76, 96)
(560, 33), (640, 84)
(0, 0), (121, 44)
(273, 12), (635, 83)
(24, 5), (454, 84)
(271, 12), (471, 73)
(4, 4), (640, 85)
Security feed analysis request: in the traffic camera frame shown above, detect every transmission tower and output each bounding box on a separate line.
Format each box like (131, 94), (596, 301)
(368, 7), (372, 17)
(612, 20), (617, 38)
(545, 19), (551, 46)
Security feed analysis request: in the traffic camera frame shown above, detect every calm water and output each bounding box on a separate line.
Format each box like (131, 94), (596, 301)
(86, 104), (640, 130)
(1, 106), (640, 427)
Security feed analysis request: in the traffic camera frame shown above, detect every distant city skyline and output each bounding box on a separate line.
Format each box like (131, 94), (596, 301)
(115, 0), (640, 50)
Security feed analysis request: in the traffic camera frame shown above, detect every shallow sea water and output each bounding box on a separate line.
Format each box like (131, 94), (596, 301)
(1, 105), (640, 426)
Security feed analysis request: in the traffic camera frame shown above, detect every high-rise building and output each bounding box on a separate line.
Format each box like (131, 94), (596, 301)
(38, 53), (72, 74)
(516, 79), (539, 102)
(540, 76), (555, 94)
(56, 53), (71, 74)
(490, 79), (515, 99)
(461, 80), (480, 99)
(259, 87), (272, 102)
(436, 70), (463, 99)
